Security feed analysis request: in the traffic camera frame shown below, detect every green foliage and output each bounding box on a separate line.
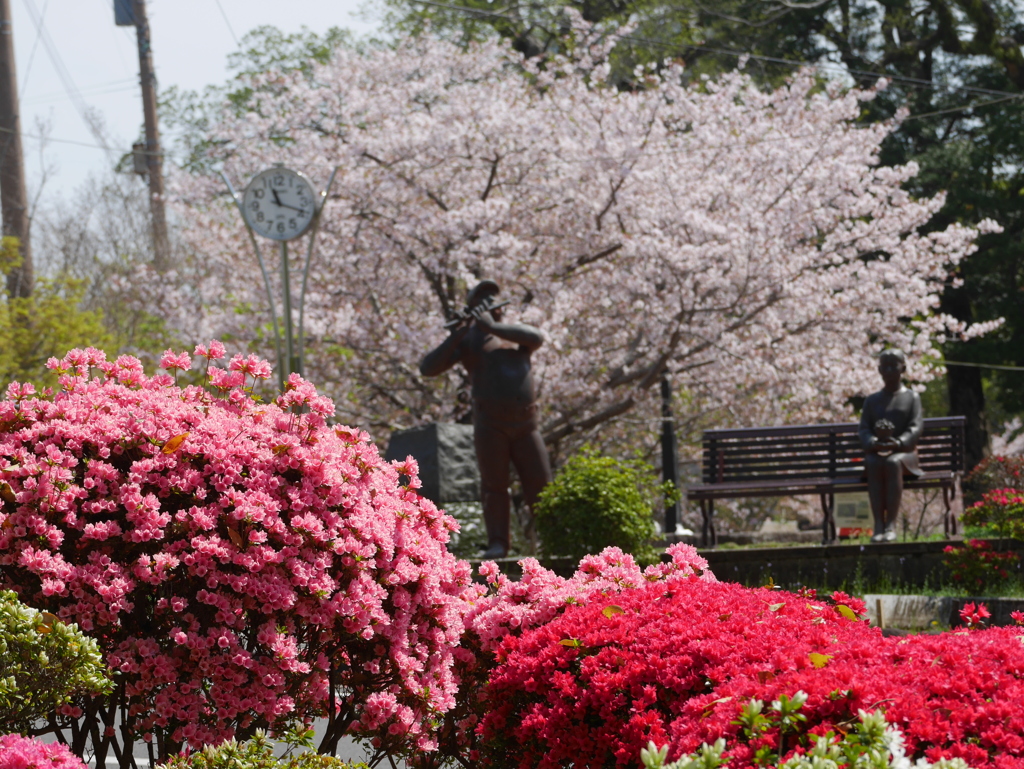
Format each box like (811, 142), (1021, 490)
(158, 732), (368, 769)
(0, 238), (111, 390)
(640, 697), (971, 769)
(0, 589), (112, 734)
(161, 26), (356, 176)
(534, 449), (666, 563)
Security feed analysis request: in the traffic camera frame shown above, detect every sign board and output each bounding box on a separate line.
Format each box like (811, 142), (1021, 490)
(834, 492), (872, 538)
(115, 0), (136, 26)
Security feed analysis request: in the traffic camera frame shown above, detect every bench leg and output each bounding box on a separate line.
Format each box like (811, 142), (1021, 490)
(820, 493), (837, 545)
(701, 499), (717, 548)
(943, 481), (958, 538)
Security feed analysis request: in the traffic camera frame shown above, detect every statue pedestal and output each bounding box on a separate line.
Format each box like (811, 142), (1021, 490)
(384, 423), (479, 505)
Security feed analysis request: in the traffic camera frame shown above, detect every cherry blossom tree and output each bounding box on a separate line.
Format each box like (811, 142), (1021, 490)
(165, 25), (999, 455)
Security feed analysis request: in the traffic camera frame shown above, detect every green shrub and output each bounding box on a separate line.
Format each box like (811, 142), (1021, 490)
(639, 695), (970, 769)
(534, 449), (668, 563)
(159, 732), (368, 769)
(0, 589), (112, 733)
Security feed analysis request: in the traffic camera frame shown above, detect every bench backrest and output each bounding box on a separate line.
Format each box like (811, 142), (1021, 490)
(701, 416), (965, 485)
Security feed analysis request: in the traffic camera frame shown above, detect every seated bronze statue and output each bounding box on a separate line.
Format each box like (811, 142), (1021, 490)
(858, 348), (924, 542)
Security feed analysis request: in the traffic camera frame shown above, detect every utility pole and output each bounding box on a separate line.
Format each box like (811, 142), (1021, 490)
(129, 0), (169, 271)
(0, 0), (33, 298)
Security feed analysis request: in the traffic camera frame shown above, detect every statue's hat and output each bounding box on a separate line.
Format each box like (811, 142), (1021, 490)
(467, 279), (500, 307)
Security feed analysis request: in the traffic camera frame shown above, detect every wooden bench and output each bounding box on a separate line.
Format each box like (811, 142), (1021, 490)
(687, 416), (966, 547)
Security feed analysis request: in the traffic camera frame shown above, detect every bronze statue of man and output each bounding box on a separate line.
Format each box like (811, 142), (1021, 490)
(858, 348), (924, 542)
(419, 280), (553, 558)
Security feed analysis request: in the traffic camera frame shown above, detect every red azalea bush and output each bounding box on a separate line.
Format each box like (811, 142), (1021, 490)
(961, 488), (1024, 540)
(964, 456), (1024, 504)
(409, 544), (715, 769)
(0, 345), (471, 763)
(479, 577), (1024, 769)
(943, 539), (1020, 593)
(0, 734), (87, 769)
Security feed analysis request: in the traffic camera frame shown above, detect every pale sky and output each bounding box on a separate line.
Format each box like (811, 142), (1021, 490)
(11, 0), (380, 203)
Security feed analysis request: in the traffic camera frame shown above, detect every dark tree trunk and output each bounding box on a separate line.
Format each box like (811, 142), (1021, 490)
(940, 277), (990, 472)
(946, 362), (989, 471)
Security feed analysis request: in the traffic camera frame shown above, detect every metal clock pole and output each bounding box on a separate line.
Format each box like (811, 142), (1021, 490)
(221, 165), (340, 391)
(296, 165), (340, 376)
(280, 239), (295, 378)
(221, 171), (286, 391)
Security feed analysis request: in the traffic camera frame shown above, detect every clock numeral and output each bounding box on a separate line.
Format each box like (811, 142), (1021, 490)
(256, 212), (264, 222)
(289, 218), (297, 229)
(274, 174), (284, 187)
(277, 222), (285, 234)
(254, 188), (265, 199)
(250, 201), (259, 211)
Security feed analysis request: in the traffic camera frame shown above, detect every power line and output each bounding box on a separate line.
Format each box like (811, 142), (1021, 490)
(406, 0), (1024, 101)
(19, 0), (115, 158)
(213, 0), (241, 47)
(23, 77), (138, 107)
(18, 0), (48, 94)
(940, 360), (1024, 373)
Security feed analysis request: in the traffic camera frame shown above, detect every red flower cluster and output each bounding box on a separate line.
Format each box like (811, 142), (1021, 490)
(479, 578), (1024, 769)
(961, 489), (1024, 541)
(959, 601), (991, 628)
(943, 539), (1020, 592)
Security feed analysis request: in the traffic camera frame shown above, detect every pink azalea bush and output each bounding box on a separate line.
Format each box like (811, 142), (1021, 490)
(0, 734), (87, 769)
(478, 578), (1024, 769)
(0, 345), (471, 763)
(407, 544), (714, 768)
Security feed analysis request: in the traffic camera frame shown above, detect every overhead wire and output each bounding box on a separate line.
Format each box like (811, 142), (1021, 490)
(213, 0), (241, 47)
(9, 0), (1015, 166)
(406, 0), (1024, 102)
(19, 0), (118, 161)
(939, 361), (1024, 373)
(18, 0), (49, 94)
(24, 77), (139, 107)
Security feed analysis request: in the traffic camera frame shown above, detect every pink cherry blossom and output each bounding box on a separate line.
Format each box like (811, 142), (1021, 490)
(151, 26), (998, 453)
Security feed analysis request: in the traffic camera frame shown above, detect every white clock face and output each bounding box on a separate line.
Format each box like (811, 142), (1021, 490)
(241, 168), (317, 241)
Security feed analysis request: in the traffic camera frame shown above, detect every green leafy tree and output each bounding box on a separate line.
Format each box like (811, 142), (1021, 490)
(0, 589), (112, 735)
(0, 237), (111, 389)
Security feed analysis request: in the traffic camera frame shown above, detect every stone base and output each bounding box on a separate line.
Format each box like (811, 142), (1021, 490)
(385, 423), (479, 505)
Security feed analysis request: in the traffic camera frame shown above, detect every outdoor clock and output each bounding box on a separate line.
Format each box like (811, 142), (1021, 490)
(241, 167), (317, 241)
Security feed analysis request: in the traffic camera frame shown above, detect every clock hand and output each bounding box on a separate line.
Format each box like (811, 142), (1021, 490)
(271, 188), (284, 207)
